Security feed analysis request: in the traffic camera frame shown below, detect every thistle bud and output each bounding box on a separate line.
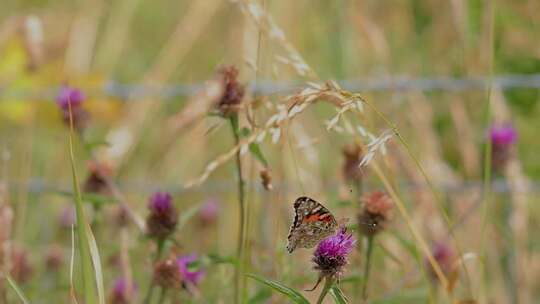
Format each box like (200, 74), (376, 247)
(342, 143), (364, 183)
(358, 191), (393, 236)
(215, 65), (245, 117)
(153, 258), (182, 289)
(45, 245), (64, 272)
(83, 161), (113, 195)
(146, 192), (178, 240)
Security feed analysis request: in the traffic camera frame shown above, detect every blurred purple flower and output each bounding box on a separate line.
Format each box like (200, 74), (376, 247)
(177, 254), (204, 286)
(312, 227), (356, 280)
(489, 124), (517, 147)
(60, 205), (76, 228)
(148, 192), (173, 213)
(425, 242), (455, 282)
(146, 192), (177, 239)
(110, 277), (137, 304)
(198, 199), (219, 225)
(56, 86), (85, 110)
(489, 124), (518, 171)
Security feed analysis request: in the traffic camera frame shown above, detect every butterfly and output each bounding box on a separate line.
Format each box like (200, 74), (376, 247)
(286, 196), (338, 253)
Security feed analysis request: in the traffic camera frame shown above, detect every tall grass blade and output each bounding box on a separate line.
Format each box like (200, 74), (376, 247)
(67, 104), (105, 304)
(246, 274), (309, 304)
(6, 274), (30, 304)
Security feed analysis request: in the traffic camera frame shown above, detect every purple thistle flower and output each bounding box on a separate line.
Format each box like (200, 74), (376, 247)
(146, 192), (177, 239)
(177, 254), (204, 286)
(56, 86), (85, 110)
(312, 227), (356, 280)
(489, 124), (517, 147)
(489, 124), (518, 171)
(148, 192), (173, 213)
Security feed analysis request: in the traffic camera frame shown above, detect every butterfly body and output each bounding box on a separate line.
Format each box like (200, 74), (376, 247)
(286, 196), (338, 253)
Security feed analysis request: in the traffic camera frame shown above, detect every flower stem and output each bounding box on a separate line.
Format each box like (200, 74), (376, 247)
(156, 287), (168, 304)
(354, 179), (364, 301)
(229, 115), (246, 304)
(143, 239), (166, 304)
(316, 277), (335, 304)
(362, 235), (374, 301)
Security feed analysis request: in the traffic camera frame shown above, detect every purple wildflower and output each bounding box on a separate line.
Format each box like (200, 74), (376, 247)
(489, 124), (518, 171)
(56, 86), (85, 110)
(59, 205), (76, 228)
(489, 124), (517, 146)
(55, 85), (89, 131)
(312, 227), (356, 281)
(146, 192), (178, 239)
(148, 192), (173, 213)
(177, 254), (204, 286)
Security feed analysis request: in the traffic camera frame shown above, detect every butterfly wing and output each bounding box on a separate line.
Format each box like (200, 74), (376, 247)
(286, 196), (337, 253)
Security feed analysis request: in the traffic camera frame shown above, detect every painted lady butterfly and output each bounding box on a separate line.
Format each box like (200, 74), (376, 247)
(286, 196), (338, 253)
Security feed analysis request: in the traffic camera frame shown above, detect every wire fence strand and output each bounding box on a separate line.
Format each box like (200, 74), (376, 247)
(1, 73), (539, 101)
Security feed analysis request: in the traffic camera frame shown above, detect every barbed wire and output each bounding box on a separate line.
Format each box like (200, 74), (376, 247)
(1, 73), (539, 101)
(7, 178), (540, 195)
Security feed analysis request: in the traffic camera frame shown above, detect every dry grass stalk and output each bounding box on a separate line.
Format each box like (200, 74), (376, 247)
(94, 0), (140, 74)
(102, 0), (222, 167)
(449, 98), (480, 177)
(184, 82), (354, 188)
(64, 0), (104, 75)
(237, 0), (315, 78)
(167, 80), (224, 133)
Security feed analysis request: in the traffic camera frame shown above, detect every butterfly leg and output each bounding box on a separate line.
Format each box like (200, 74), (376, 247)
(305, 275), (322, 292)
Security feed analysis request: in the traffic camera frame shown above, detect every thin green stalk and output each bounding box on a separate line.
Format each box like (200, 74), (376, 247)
(362, 235), (374, 301)
(144, 239), (166, 304)
(354, 179), (363, 302)
(230, 115), (246, 304)
(156, 287), (168, 304)
(316, 277), (335, 304)
(479, 3), (495, 301)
